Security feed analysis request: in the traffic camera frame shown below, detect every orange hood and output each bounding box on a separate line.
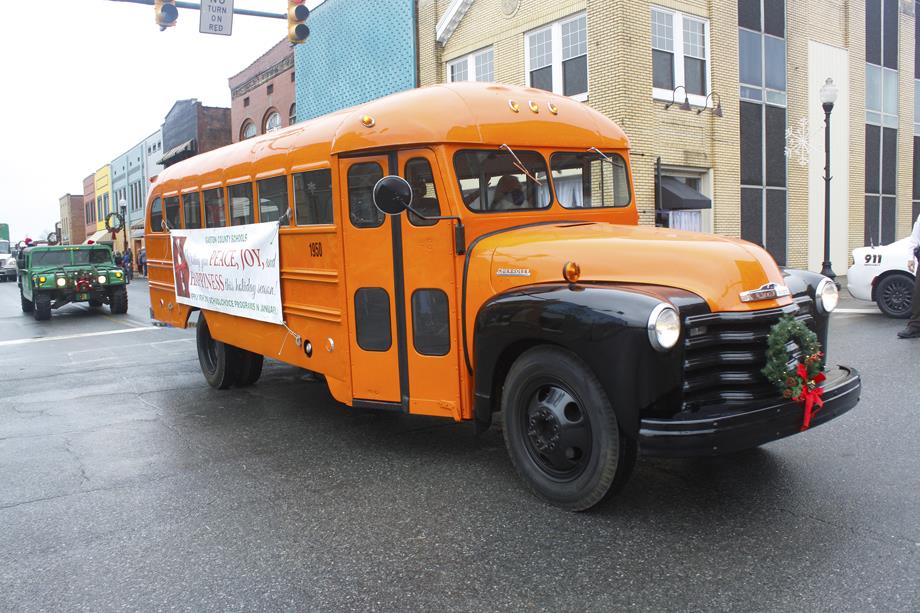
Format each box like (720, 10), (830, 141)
(480, 222), (791, 312)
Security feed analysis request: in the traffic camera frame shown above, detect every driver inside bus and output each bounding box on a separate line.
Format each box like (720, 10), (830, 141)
(491, 175), (526, 210)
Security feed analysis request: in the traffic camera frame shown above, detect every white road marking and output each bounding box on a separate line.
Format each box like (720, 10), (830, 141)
(834, 308), (882, 314)
(0, 326), (163, 347)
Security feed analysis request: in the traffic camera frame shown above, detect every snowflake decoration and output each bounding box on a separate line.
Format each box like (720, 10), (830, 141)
(784, 117), (821, 167)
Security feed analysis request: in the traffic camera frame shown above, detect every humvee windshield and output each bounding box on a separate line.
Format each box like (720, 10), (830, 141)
(31, 249), (112, 266)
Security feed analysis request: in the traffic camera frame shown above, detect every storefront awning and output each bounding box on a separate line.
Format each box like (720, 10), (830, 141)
(657, 177), (712, 210)
(131, 229), (145, 239)
(158, 139), (196, 166)
(84, 229), (115, 244)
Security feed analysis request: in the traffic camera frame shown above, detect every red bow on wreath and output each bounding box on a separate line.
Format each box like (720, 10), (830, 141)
(794, 362), (826, 431)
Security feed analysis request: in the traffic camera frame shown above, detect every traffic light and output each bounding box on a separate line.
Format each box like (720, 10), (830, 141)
(155, 0), (178, 29)
(288, 0), (309, 44)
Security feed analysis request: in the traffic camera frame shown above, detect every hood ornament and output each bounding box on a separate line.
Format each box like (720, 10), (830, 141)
(740, 282), (791, 303)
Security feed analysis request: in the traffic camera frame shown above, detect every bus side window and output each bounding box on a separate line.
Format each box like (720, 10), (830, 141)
(164, 196), (181, 229)
(203, 188), (226, 228)
(229, 183), (254, 225)
(150, 197), (162, 229)
(348, 163), (384, 228)
(257, 176), (288, 223)
(405, 158), (441, 226)
(182, 192), (202, 228)
(293, 169), (333, 225)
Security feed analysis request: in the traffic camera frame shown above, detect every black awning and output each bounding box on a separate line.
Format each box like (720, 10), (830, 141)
(657, 176), (712, 210)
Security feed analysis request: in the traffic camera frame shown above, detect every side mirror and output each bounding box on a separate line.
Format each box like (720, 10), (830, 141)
(373, 175), (413, 216)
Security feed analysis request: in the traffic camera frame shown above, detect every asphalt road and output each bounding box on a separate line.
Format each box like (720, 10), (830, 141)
(0, 276), (917, 611)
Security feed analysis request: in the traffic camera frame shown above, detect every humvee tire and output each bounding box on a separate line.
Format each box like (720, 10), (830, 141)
(34, 293), (51, 321)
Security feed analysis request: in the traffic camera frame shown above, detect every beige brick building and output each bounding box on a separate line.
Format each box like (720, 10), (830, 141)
(418, 0), (919, 273)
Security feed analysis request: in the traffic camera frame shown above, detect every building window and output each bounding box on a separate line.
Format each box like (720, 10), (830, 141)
(525, 13), (587, 100)
(267, 83), (274, 95)
(865, 0), (898, 246)
(289, 103), (296, 126)
(651, 8), (710, 103)
(264, 110), (281, 133)
(291, 71), (295, 82)
(447, 47), (493, 83)
(243, 97), (250, 108)
(241, 120), (257, 140)
(738, 0), (787, 265)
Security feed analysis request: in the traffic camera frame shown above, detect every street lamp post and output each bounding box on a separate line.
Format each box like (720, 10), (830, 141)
(819, 77), (838, 280)
(119, 198), (129, 268)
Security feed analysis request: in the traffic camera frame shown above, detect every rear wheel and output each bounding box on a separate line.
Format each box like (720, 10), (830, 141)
(875, 273), (914, 319)
(196, 315), (237, 389)
(109, 287), (128, 314)
(501, 346), (637, 511)
(33, 293), (51, 321)
(233, 350), (264, 387)
(20, 289), (33, 313)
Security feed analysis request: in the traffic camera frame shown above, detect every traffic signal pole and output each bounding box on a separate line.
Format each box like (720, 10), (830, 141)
(109, 0), (286, 20)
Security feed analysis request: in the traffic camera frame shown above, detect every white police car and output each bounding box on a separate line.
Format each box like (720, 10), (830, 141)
(847, 237), (916, 318)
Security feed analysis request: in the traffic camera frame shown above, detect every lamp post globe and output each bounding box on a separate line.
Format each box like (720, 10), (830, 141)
(820, 78), (837, 281)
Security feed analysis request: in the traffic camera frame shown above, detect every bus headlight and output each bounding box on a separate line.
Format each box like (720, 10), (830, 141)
(648, 304), (681, 352)
(816, 278), (838, 314)
(56, 277), (66, 287)
(97, 275), (107, 284)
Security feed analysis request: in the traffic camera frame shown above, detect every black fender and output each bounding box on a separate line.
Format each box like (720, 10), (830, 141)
(472, 283), (705, 437)
(782, 268), (831, 350)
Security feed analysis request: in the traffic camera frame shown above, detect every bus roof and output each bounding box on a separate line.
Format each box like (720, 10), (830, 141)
(152, 82), (630, 192)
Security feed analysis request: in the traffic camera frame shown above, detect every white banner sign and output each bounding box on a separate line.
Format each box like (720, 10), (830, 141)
(171, 222), (282, 324)
(200, 0), (234, 36)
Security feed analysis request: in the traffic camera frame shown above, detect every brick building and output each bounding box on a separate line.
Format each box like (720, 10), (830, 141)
(82, 174), (96, 241)
(417, 0), (920, 273)
(159, 99), (231, 168)
(58, 194), (85, 245)
(230, 39), (296, 142)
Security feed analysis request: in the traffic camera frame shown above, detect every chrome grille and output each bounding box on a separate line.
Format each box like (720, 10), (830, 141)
(680, 297), (815, 411)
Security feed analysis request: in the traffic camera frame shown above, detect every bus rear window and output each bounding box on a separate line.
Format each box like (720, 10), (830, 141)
(550, 152), (631, 208)
(150, 197), (162, 228)
(454, 149), (551, 212)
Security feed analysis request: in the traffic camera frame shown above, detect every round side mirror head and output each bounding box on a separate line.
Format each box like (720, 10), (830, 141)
(373, 175), (413, 216)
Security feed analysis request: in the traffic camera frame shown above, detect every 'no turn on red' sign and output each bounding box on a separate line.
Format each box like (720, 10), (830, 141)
(200, 0), (234, 36)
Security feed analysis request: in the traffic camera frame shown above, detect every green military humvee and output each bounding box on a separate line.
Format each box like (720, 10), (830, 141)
(19, 244), (128, 320)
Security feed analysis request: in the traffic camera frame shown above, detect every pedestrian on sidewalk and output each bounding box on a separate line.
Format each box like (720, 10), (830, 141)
(122, 249), (133, 283)
(139, 248), (147, 277)
(897, 214), (920, 338)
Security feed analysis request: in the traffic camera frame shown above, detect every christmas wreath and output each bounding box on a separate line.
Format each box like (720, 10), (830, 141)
(761, 314), (826, 431)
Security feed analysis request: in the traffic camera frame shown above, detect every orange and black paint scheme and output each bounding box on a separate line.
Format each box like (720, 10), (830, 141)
(146, 83), (860, 510)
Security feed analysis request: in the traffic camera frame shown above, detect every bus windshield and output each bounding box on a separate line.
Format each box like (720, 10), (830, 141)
(454, 149), (551, 212)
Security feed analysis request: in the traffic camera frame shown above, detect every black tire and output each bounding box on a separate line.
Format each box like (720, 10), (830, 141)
(233, 350), (264, 387)
(196, 315), (237, 389)
(501, 346), (637, 511)
(20, 289), (33, 313)
(109, 287), (128, 314)
(88, 297), (103, 307)
(33, 293), (51, 321)
(875, 273), (914, 319)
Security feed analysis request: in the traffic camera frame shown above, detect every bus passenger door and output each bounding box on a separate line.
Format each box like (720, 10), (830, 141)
(397, 149), (462, 420)
(340, 156), (402, 406)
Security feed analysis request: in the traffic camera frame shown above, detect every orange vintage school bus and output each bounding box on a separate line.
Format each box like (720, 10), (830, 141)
(147, 82), (860, 510)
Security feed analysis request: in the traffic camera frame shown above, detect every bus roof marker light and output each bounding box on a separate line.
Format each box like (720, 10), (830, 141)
(563, 261), (581, 283)
(528, 101), (539, 113)
(508, 100), (520, 113)
(548, 102), (559, 115)
(361, 115), (375, 128)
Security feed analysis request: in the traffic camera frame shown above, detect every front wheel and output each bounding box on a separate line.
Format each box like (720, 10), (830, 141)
(875, 273), (914, 318)
(109, 287), (128, 314)
(20, 289), (33, 313)
(501, 346), (637, 511)
(33, 293), (51, 321)
(196, 315), (237, 389)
